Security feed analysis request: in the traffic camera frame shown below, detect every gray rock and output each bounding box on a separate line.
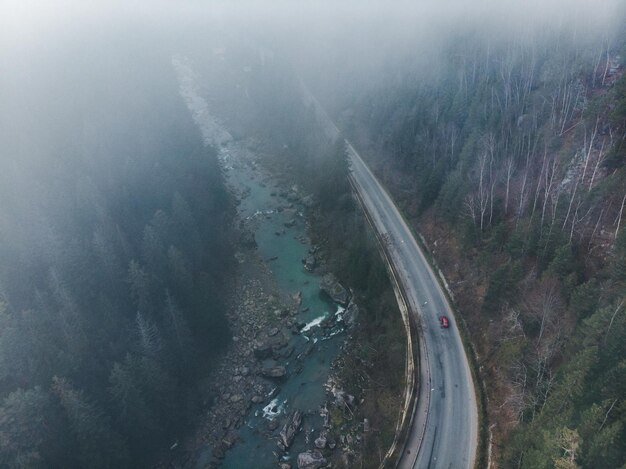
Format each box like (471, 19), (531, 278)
(279, 410), (303, 449)
(314, 435), (327, 449)
(320, 273), (350, 306)
(301, 195), (315, 208)
(293, 291), (302, 308)
(296, 342), (315, 361)
(297, 450), (326, 469)
(254, 334), (289, 360)
(303, 255), (317, 272)
(261, 365), (287, 379)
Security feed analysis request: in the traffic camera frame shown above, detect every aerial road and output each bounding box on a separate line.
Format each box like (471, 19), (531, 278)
(300, 83), (479, 468)
(347, 143), (478, 469)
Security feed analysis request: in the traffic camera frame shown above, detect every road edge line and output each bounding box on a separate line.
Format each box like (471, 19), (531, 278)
(348, 175), (425, 468)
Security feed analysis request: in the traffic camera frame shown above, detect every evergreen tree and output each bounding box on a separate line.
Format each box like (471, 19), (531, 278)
(52, 377), (129, 469)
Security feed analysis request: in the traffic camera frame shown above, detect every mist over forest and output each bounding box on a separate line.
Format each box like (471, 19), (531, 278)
(1, 1), (625, 468)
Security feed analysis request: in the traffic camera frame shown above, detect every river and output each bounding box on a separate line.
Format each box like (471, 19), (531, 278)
(173, 55), (347, 468)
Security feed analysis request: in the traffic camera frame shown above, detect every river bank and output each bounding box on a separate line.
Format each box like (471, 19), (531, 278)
(174, 55), (374, 468)
(172, 50), (409, 467)
(186, 139), (367, 469)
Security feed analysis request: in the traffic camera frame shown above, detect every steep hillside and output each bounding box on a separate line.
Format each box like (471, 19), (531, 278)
(331, 25), (626, 467)
(0, 45), (232, 467)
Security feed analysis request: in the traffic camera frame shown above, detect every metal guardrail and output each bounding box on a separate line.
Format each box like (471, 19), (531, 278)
(297, 79), (438, 467)
(347, 174), (427, 468)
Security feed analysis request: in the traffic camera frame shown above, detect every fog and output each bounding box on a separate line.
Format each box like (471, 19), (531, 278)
(1, 0), (622, 207)
(2, 0), (623, 153)
(0, 0), (625, 467)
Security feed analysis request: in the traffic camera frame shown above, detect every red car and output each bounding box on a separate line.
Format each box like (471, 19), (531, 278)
(439, 316), (449, 328)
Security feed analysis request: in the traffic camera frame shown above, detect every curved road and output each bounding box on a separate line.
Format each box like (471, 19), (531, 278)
(347, 144), (478, 469)
(300, 83), (478, 468)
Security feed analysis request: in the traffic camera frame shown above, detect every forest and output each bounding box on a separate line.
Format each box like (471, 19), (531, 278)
(0, 46), (232, 467)
(327, 20), (626, 468)
(2, 2), (625, 468)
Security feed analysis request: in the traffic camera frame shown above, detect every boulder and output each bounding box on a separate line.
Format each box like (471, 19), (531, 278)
(314, 435), (327, 449)
(320, 273), (350, 306)
(303, 255), (317, 272)
(261, 365), (287, 379)
(279, 410), (303, 449)
(293, 291), (303, 308)
(297, 450), (327, 469)
(254, 334), (289, 360)
(296, 342), (315, 361)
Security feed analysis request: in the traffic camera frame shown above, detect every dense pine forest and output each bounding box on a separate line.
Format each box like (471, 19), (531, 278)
(0, 44), (232, 467)
(324, 21), (626, 468)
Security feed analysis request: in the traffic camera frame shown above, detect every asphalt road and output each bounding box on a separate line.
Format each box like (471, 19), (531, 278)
(300, 83), (478, 468)
(347, 144), (478, 469)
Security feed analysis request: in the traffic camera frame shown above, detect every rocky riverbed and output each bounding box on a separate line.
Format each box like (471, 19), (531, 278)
(174, 56), (374, 469)
(184, 153), (368, 468)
